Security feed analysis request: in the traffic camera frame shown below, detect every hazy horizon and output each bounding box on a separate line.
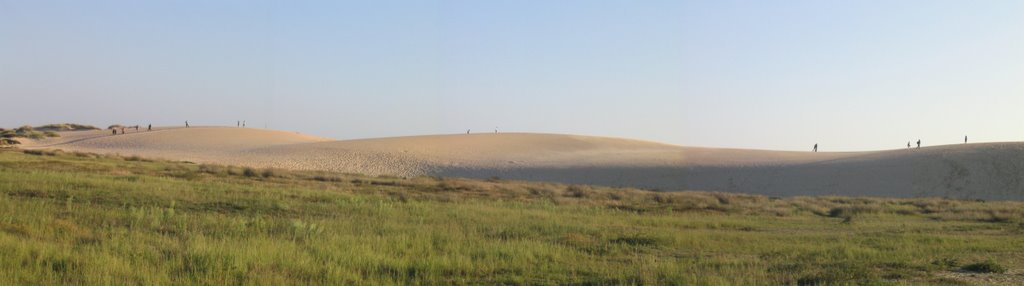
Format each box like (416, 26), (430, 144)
(3, 1), (1023, 151)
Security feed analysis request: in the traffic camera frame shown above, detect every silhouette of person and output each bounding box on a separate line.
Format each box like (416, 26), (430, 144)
(916, 139), (921, 149)
(148, 124), (152, 131)
(134, 126), (139, 132)
(243, 121), (246, 128)
(185, 121), (189, 128)
(237, 121), (240, 127)
(965, 136), (968, 144)
(907, 141), (911, 149)
(494, 127), (498, 134)
(813, 143), (818, 153)
(466, 129), (470, 134)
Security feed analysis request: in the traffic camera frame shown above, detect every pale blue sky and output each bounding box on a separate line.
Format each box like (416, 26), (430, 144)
(2, 0), (1023, 151)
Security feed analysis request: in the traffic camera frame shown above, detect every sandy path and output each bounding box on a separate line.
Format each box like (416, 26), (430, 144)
(21, 127), (1024, 200)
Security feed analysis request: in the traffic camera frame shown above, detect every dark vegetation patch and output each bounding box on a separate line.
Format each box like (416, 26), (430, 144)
(34, 123), (100, 131)
(609, 234), (661, 247)
(23, 149), (64, 156)
(961, 261), (1007, 274)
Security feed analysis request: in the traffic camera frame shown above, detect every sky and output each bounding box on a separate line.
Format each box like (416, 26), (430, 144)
(2, 0), (1023, 151)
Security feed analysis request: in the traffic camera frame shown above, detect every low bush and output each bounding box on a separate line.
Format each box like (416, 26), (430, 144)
(242, 167), (258, 177)
(22, 149), (62, 156)
(961, 261), (1007, 274)
(35, 123), (100, 131)
(261, 169), (277, 178)
(931, 258), (960, 269)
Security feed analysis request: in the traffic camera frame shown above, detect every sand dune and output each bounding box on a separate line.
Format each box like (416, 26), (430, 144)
(22, 127), (1024, 200)
(22, 127), (330, 163)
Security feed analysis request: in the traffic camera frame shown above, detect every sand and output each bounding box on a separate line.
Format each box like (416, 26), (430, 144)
(21, 127), (1024, 200)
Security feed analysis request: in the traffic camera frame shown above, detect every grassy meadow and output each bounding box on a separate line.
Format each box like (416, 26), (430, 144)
(0, 149), (1022, 285)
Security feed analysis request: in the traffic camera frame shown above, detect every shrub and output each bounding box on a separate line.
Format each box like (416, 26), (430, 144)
(23, 149), (45, 156)
(261, 169), (276, 178)
(827, 206), (880, 218)
(35, 123), (99, 131)
(198, 164), (223, 175)
(44, 131), (59, 138)
(565, 185), (588, 198)
(242, 167), (258, 177)
(71, 152), (96, 158)
(961, 261), (1007, 274)
(312, 175), (342, 182)
(610, 234), (661, 247)
(22, 149), (61, 156)
(931, 258), (960, 269)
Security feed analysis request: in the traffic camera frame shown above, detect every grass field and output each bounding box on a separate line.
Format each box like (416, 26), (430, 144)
(0, 149), (1022, 285)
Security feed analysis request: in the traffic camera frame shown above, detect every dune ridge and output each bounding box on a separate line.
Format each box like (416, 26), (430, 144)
(21, 127), (1024, 200)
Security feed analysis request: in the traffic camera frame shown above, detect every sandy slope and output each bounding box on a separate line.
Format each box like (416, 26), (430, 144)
(21, 127), (331, 164)
(22, 127), (1024, 200)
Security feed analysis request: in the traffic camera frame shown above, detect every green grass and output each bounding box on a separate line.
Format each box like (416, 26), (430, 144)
(0, 125), (60, 141)
(33, 123), (100, 132)
(0, 149), (1021, 285)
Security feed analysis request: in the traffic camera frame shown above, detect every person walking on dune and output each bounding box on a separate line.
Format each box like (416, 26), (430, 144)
(965, 136), (968, 144)
(185, 121), (189, 128)
(147, 124), (151, 131)
(813, 143), (818, 153)
(916, 139), (921, 149)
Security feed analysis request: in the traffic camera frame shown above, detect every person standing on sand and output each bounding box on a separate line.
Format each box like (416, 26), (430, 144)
(916, 139), (921, 149)
(185, 121), (189, 128)
(907, 141), (911, 149)
(466, 129), (470, 134)
(813, 143), (818, 153)
(134, 126), (139, 132)
(148, 124), (151, 131)
(965, 136), (968, 144)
